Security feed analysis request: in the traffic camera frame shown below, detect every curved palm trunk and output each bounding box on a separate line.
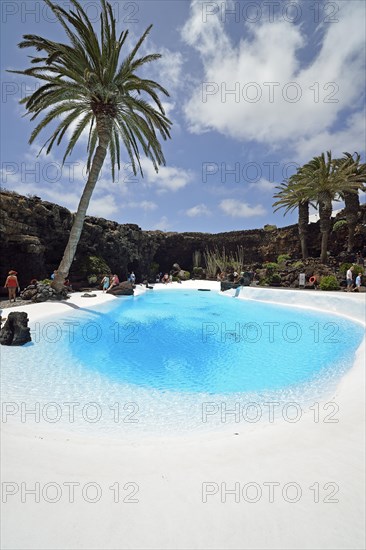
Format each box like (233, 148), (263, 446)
(52, 116), (111, 291)
(298, 201), (309, 259)
(343, 191), (360, 253)
(318, 193), (332, 264)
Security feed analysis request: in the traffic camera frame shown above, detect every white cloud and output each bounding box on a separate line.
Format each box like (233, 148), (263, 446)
(124, 200), (158, 211)
(219, 199), (266, 218)
(186, 203), (212, 217)
(293, 113), (366, 163)
(136, 40), (183, 130)
(249, 178), (276, 192)
(154, 216), (171, 231)
(140, 158), (194, 192)
(43, 189), (82, 211)
(88, 194), (119, 218)
(9, 182), (81, 212)
(155, 49), (184, 92)
(181, 0), (365, 151)
(0, 160), (82, 211)
(1, 167), (21, 187)
(161, 100), (176, 120)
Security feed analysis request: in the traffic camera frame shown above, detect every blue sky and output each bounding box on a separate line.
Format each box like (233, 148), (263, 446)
(1, 0), (365, 232)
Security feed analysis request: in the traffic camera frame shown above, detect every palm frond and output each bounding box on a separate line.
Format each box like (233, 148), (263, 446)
(9, 0), (172, 183)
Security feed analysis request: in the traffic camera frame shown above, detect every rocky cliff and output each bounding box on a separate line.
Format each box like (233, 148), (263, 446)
(1, 190), (364, 288)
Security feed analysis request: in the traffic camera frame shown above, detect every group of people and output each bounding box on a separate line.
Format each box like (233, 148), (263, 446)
(155, 272), (174, 283)
(217, 270), (254, 284)
(346, 266), (363, 292)
(162, 273), (172, 284)
(100, 272), (139, 292)
(4, 260), (364, 302)
(100, 273), (120, 293)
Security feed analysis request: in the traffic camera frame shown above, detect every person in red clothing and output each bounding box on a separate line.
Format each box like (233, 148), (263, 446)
(4, 270), (20, 302)
(107, 274), (119, 291)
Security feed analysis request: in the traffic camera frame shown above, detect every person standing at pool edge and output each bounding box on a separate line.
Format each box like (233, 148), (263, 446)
(354, 272), (362, 291)
(4, 270), (20, 303)
(346, 266), (354, 291)
(234, 272), (245, 297)
(101, 274), (110, 293)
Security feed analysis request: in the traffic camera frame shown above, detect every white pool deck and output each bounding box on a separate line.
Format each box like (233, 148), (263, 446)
(1, 282), (365, 550)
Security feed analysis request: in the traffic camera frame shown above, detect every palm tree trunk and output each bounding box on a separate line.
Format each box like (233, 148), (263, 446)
(52, 117), (111, 291)
(343, 191), (360, 253)
(319, 194), (332, 264)
(298, 201), (309, 259)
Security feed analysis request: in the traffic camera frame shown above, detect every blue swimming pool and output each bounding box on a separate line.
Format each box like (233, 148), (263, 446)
(69, 290), (363, 393)
(1, 289), (364, 435)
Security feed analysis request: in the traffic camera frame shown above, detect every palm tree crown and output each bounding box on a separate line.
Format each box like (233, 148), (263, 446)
(12, 0), (171, 179)
(290, 151), (363, 262)
(273, 173), (313, 215)
(273, 172), (314, 259)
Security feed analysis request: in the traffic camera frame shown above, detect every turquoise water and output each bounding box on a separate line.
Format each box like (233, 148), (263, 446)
(68, 290), (363, 393)
(1, 290), (364, 435)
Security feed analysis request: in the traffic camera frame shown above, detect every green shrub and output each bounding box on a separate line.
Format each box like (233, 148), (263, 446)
(263, 224), (277, 232)
(332, 219), (347, 232)
(264, 262), (278, 276)
(76, 255), (110, 278)
(182, 270), (190, 280)
(193, 267), (204, 278)
(269, 273), (281, 285)
(293, 261), (304, 269)
(277, 254), (290, 264)
(319, 275), (340, 291)
(203, 245), (245, 278)
(40, 278), (52, 285)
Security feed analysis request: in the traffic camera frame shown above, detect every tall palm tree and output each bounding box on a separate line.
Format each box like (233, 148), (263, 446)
(273, 172), (313, 259)
(335, 152), (366, 252)
(296, 151), (362, 263)
(10, 0), (172, 291)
